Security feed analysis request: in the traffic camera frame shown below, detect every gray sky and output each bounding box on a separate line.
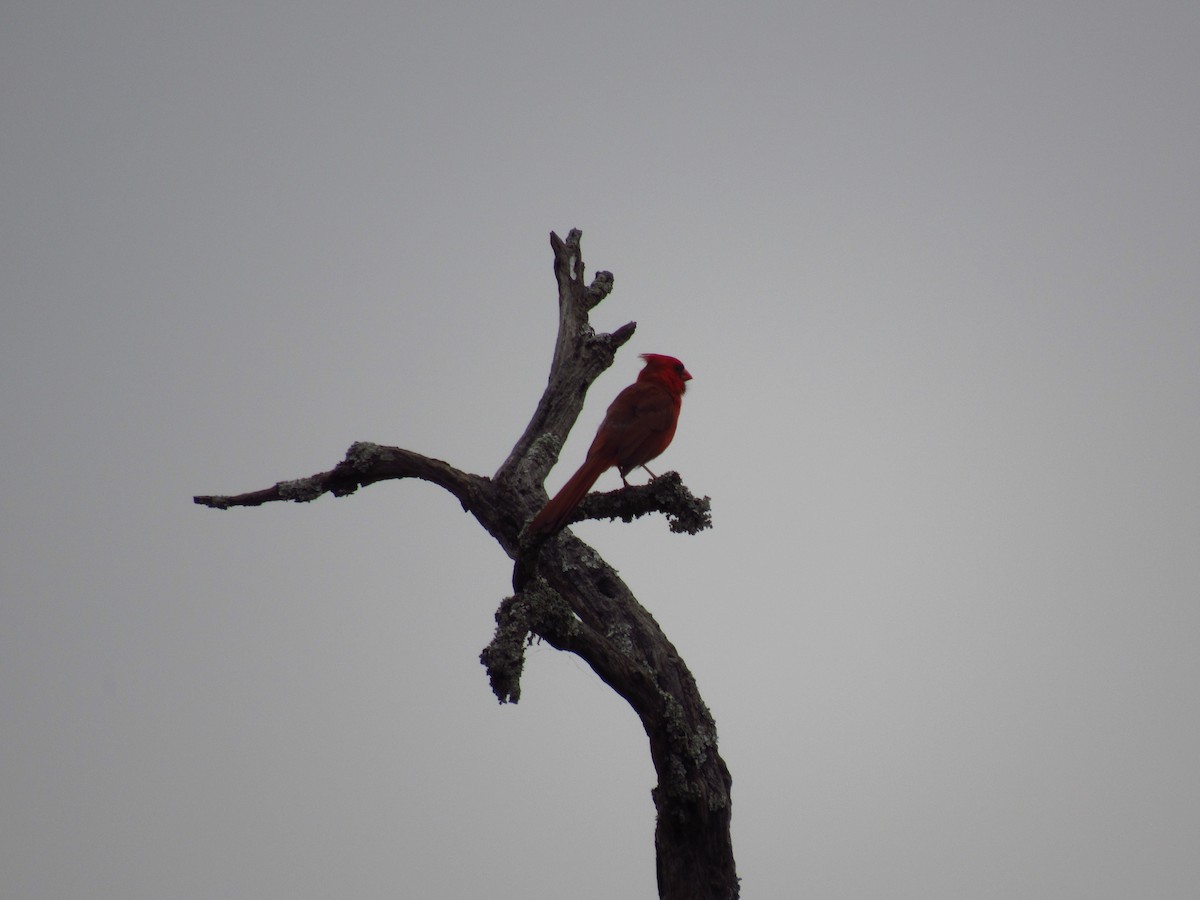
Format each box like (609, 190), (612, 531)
(3, 2), (1198, 897)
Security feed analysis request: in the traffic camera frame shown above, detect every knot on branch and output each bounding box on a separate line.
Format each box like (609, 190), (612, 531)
(277, 478), (325, 502)
(658, 692), (725, 812)
(585, 270), (614, 309)
(480, 581), (578, 704)
(346, 441), (387, 470)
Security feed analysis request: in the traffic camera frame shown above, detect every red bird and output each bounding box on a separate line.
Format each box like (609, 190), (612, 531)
(528, 353), (692, 535)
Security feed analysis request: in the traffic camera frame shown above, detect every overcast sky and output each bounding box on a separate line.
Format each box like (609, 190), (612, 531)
(3, 2), (1198, 898)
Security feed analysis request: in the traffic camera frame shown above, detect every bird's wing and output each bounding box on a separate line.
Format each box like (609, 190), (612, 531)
(589, 381), (679, 472)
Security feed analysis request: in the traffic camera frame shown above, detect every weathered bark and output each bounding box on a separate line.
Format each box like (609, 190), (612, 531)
(195, 229), (738, 899)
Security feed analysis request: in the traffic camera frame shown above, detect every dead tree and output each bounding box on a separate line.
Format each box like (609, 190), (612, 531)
(194, 229), (738, 900)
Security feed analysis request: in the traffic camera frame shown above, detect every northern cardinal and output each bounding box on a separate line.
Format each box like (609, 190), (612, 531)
(528, 353), (692, 536)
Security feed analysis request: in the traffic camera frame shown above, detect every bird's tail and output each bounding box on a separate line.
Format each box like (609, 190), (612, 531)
(527, 454), (611, 536)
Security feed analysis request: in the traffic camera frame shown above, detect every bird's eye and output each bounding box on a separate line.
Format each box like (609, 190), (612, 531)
(675, 364), (685, 374)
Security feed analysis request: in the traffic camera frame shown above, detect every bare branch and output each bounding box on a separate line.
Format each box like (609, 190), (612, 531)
(194, 441), (484, 511)
(494, 230), (634, 488)
(568, 472), (712, 534)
